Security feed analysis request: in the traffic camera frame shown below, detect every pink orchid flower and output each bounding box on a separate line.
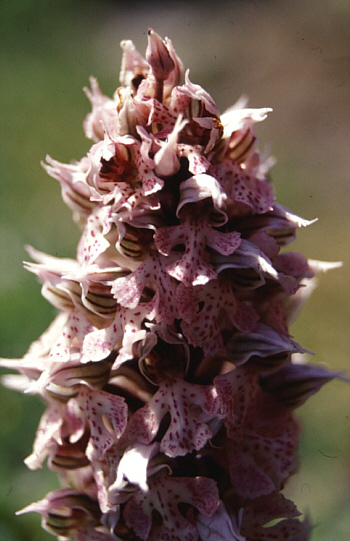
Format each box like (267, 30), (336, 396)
(1, 29), (344, 541)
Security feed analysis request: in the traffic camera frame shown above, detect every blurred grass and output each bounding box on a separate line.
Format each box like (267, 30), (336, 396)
(1, 1), (349, 539)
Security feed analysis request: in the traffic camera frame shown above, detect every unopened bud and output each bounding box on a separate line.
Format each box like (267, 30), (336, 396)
(146, 29), (175, 81)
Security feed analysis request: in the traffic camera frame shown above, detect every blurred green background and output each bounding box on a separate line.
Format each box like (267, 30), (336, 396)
(1, 0), (349, 539)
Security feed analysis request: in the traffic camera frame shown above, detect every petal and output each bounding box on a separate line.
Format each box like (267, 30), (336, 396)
(24, 402), (63, 470)
(125, 378), (220, 457)
(179, 70), (220, 117)
(213, 159), (274, 215)
(197, 502), (246, 541)
(260, 362), (348, 409)
(226, 323), (309, 366)
(206, 228), (241, 256)
(155, 217), (234, 287)
(221, 99), (272, 137)
(241, 492), (311, 541)
(177, 173), (227, 225)
(68, 387), (128, 460)
(274, 251), (313, 278)
(42, 155), (95, 222)
(154, 115), (187, 177)
(178, 144), (211, 175)
(83, 76), (118, 142)
(178, 281), (259, 356)
(124, 470), (219, 541)
(112, 442), (159, 493)
(214, 366), (258, 430)
(49, 310), (94, 363)
(211, 238), (278, 289)
(119, 39), (149, 88)
(111, 254), (177, 324)
(78, 208), (111, 266)
(237, 202), (317, 246)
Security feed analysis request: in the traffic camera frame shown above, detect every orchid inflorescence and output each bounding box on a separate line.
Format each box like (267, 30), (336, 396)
(1, 30), (343, 541)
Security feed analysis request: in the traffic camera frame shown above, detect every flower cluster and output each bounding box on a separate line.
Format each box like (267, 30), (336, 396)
(1, 30), (343, 541)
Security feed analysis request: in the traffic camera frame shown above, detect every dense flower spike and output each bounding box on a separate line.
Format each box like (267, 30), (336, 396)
(1, 30), (343, 540)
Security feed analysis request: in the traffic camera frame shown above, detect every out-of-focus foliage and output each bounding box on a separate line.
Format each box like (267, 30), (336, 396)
(1, 1), (349, 539)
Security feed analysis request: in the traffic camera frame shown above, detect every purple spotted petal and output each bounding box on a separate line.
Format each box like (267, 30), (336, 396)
(214, 366), (259, 432)
(155, 217), (240, 286)
(111, 253), (177, 324)
(177, 280), (259, 355)
(125, 378), (220, 457)
(81, 301), (155, 365)
(67, 387), (127, 460)
(124, 469), (219, 541)
(78, 208), (111, 266)
(241, 492), (311, 541)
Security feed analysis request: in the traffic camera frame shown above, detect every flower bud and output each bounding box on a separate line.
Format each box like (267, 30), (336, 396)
(146, 29), (175, 82)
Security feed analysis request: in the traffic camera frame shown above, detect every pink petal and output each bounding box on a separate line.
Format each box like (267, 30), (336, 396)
(237, 202), (316, 246)
(179, 70), (220, 117)
(197, 502), (246, 541)
(112, 442), (159, 493)
(155, 217), (240, 287)
(111, 254), (177, 324)
(24, 403), (63, 470)
(206, 228), (241, 256)
(213, 159), (274, 215)
(210, 238), (278, 289)
(226, 323), (309, 366)
(49, 310), (94, 363)
(221, 98), (272, 137)
(124, 469), (219, 541)
(125, 378), (220, 457)
(178, 281), (258, 355)
(119, 39), (149, 88)
(177, 174), (227, 226)
(260, 362), (348, 409)
(68, 387), (127, 460)
(274, 251), (312, 278)
(146, 29), (175, 81)
(178, 144), (211, 175)
(42, 155), (95, 221)
(146, 97), (178, 128)
(154, 116), (187, 177)
(81, 319), (122, 363)
(83, 76), (118, 142)
(228, 448), (276, 499)
(214, 366), (258, 431)
(78, 208), (111, 266)
(241, 492), (311, 541)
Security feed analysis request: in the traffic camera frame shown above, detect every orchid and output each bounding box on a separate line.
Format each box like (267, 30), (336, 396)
(1, 29), (344, 541)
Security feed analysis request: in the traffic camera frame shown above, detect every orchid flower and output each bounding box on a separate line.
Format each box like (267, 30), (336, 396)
(1, 29), (344, 541)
